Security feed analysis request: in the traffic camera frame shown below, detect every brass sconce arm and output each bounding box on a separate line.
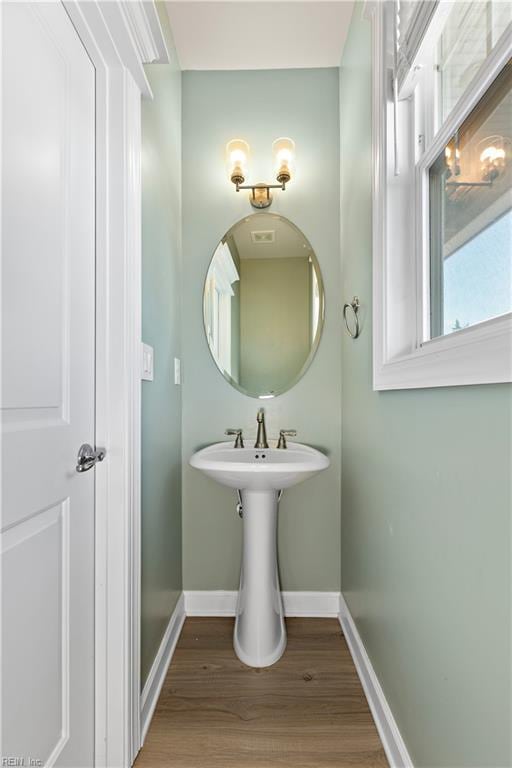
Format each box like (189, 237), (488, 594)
(235, 181), (287, 192)
(234, 181), (287, 209)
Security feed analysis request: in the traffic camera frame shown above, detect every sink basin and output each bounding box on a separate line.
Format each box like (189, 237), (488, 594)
(189, 441), (329, 491)
(190, 440), (329, 668)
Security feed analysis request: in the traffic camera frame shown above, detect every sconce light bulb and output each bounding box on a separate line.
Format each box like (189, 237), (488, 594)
(480, 141), (506, 182)
(480, 145), (505, 164)
(445, 144), (460, 177)
(226, 139), (250, 186)
(230, 150), (246, 182)
(230, 149), (244, 163)
(272, 137), (295, 185)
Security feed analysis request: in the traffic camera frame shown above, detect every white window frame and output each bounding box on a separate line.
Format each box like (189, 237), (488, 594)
(368, 1), (512, 390)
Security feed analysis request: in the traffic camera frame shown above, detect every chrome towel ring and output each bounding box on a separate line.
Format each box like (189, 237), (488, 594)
(343, 296), (361, 339)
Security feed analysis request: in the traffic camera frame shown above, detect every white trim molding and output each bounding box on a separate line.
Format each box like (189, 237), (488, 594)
(185, 590), (238, 617)
(140, 594), (186, 745)
(184, 590), (341, 618)
(121, 1), (170, 66)
(283, 591), (340, 617)
(339, 594), (413, 768)
(61, 3), (169, 765)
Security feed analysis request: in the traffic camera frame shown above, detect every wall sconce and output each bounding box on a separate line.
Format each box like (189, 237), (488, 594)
(226, 137), (296, 209)
(446, 134), (509, 191)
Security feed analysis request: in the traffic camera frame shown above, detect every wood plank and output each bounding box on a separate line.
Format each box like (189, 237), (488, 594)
(178, 617), (345, 652)
(136, 617), (388, 768)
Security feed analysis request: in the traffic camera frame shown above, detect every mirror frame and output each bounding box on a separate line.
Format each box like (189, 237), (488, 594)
(202, 213), (325, 399)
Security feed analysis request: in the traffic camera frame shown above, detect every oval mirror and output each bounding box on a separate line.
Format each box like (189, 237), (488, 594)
(203, 213), (324, 398)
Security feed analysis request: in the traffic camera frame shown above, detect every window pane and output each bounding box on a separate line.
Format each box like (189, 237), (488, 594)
(441, 211), (511, 334)
(429, 60), (512, 339)
(438, 2), (512, 122)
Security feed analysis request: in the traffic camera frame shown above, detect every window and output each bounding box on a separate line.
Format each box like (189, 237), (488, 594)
(429, 60), (512, 338)
(370, 1), (512, 389)
(437, 2), (512, 121)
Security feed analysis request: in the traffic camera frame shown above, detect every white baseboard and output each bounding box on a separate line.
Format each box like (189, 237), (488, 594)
(140, 592), (186, 744)
(184, 590), (237, 616)
(183, 590), (340, 617)
(283, 591), (340, 616)
(338, 593), (413, 768)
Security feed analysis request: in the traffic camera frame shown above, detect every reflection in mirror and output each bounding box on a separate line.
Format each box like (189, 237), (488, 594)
(203, 213), (324, 398)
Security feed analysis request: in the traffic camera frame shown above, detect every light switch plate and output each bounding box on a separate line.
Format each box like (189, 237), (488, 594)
(141, 343), (154, 381)
(174, 357), (181, 385)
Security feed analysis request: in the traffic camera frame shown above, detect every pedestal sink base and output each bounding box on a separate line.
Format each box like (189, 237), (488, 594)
(233, 489), (286, 667)
(189, 441), (330, 667)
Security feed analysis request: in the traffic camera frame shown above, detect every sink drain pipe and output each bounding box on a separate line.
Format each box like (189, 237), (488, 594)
(236, 489), (283, 518)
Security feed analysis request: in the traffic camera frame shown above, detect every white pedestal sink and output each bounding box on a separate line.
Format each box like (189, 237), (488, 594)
(189, 442), (329, 667)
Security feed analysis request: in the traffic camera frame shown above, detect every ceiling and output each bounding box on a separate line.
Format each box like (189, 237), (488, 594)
(165, 2), (355, 71)
(230, 214), (312, 260)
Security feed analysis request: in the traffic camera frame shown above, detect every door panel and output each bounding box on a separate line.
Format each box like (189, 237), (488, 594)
(2, 503), (69, 764)
(1, 3), (96, 766)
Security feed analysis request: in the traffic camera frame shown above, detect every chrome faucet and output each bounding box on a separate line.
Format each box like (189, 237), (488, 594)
(254, 409), (269, 449)
(225, 428), (244, 448)
(277, 429), (297, 449)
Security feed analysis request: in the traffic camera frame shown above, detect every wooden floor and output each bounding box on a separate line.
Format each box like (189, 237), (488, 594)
(136, 618), (388, 768)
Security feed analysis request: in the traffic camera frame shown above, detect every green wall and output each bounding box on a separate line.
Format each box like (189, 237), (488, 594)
(339, 7), (511, 767)
(239, 256), (310, 394)
(140, 5), (182, 688)
(182, 68), (341, 591)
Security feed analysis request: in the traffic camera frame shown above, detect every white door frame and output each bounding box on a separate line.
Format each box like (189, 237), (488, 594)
(62, 3), (168, 765)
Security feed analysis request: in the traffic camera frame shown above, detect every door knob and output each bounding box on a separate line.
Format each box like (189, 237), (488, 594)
(76, 443), (106, 473)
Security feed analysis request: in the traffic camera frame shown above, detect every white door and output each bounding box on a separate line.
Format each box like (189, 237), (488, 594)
(1, 3), (96, 766)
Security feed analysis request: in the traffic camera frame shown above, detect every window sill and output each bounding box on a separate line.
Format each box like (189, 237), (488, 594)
(373, 313), (512, 391)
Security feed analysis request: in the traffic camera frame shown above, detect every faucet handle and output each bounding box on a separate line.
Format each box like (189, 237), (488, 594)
(225, 429), (244, 448)
(277, 430), (297, 449)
